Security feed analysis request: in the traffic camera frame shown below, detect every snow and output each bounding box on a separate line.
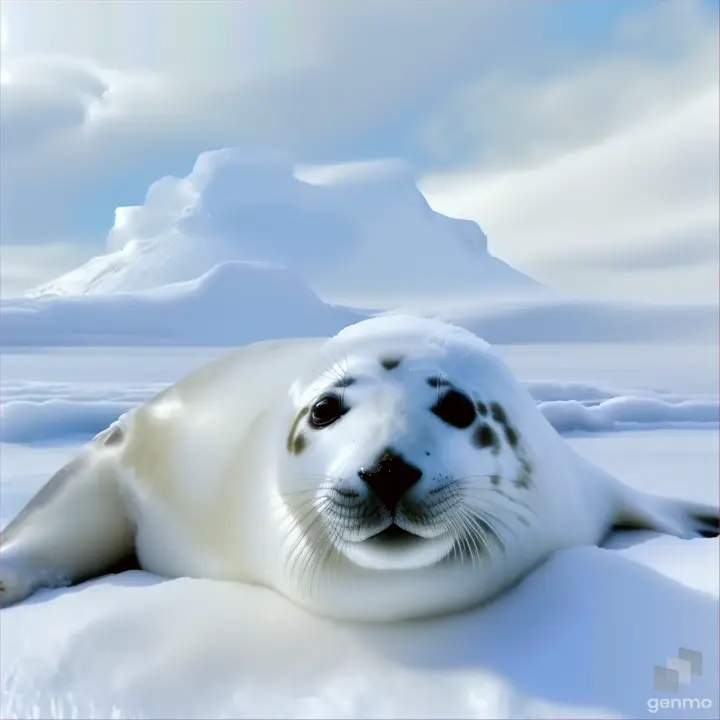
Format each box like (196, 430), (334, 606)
(1, 373), (717, 445)
(1, 343), (718, 720)
(1, 261), (361, 347)
(442, 297), (718, 344)
(2, 147), (713, 347)
(3, 291), (716, 348)
(27, 149), (540, 303)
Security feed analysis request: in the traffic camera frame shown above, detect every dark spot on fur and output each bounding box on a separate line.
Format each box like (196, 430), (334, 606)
(490, 474), (501, 486)
(514, 457), (533, 489)
(473, 423), (499, 452)
(489, 402), (508, 426)
(292, 434), (307, 455)
(427, 376), (449, 388)
(380, 356), (403, 371)
(432, 390), (476, 429)
(287, 407), (309, 452)
(504, 425), (519, 448)
(694, 513), (720, 538)
(476, 401), (488, 416)
(333, 376), (356, 389)
(518, 516), (530, 526)
(103, 425), (124, 446)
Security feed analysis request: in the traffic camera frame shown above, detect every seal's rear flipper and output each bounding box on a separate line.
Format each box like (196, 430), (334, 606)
(605, 487), (720, 546)
(0, 435), (135, 608)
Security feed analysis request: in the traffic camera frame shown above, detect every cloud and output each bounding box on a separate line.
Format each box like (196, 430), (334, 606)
(566, 228), (719, 274)
(0, 0), (717, 302)
(419, 1), (718, 169)
(420, 84), (719, 303)
(0, 1), (521, 162)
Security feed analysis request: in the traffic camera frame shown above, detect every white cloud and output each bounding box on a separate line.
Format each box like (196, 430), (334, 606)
(420, 85), (719, 303)
(420, 1), (718, 169)
(0, 0), (717, 302)
(0, 0), (518, 155)
(418, 1), (719, 304)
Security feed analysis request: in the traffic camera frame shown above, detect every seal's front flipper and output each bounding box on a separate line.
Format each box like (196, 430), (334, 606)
(684, 505), (720, 538)
(605, 486), (720, 546)
(0, 432), (135, 608)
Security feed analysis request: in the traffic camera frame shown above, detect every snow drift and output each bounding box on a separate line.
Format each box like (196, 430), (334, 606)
(2, 377), (716, 444)
(2, 292), (716, 347)
(28, 149), (541, 302)
(1, 261), (360, 347)
(440, 299), (719, 345)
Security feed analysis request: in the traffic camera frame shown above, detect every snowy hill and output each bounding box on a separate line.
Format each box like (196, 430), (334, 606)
(3, 261), (361, 347)
(9, 148), (716, 347)
(28, 149), (541, 302)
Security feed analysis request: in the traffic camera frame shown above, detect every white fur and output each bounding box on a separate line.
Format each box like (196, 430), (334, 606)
(1, 315), (717, 620)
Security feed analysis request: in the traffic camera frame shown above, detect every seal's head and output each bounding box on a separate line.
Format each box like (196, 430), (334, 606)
(280, 315), (539, 576)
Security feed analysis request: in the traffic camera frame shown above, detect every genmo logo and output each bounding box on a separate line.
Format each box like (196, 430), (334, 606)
(647, 697), (714, 714)
(647, 647), (714, 715)
(653, 646), (703, 693)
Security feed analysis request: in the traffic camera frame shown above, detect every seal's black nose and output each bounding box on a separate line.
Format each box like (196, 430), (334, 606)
(358, 449), (422, 509)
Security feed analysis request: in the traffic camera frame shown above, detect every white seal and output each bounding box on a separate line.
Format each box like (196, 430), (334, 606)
(1, 315), (717, 620)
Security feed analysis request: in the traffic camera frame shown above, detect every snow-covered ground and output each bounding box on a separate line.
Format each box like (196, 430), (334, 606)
(1, 261), (362, 348)
(1, 342), (718, 720)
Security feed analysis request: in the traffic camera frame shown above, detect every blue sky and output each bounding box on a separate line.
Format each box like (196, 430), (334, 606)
(0, 0), (717, 301)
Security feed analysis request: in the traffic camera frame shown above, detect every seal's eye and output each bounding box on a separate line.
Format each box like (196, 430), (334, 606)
(309, 394), (347, 429)
(431, 390), (476, 429)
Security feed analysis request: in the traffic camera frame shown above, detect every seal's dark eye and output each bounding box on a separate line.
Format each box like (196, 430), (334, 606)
(309, 394), (347, 429)
(431, 390), (476, 429)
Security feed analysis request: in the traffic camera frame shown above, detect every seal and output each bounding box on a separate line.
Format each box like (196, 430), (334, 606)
(1, 315), (718, 620)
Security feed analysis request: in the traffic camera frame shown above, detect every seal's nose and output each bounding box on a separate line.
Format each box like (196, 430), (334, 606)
(358, 448), (422, 510)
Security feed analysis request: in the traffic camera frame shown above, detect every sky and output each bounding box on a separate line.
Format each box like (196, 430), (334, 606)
(0, 0), (718, 302)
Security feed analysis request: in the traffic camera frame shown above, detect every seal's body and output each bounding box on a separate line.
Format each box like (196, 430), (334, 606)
(1, 315), (717, 620)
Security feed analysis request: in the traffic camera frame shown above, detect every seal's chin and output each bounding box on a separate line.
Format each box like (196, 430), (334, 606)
(341, 524), (455, 571)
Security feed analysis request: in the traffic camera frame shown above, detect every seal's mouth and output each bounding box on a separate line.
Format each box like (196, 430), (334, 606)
(341, 520), (456, 571)
(368, 523), (420, 545)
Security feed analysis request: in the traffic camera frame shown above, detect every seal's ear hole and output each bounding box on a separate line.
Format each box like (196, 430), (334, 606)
(425, 451), (431, 456)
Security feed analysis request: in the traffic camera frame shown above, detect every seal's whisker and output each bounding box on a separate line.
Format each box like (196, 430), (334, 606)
(287, 508), (331, 591)
(448, 513), (477, 567)
(275, 484), (335, 501)
(475, 507), (516, 548)
(458, 510), (497, 567)
(465, 513), (493, 567)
